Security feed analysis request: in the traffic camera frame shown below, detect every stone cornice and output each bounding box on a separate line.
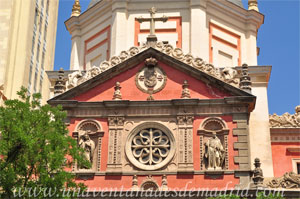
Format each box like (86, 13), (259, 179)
(48, 97), (255, 114)
(235, 66), (272, 86)
(65, 0), (112, 34)
(209, 0), (264, 30)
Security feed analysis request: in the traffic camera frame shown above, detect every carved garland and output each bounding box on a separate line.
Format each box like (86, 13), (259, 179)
(66, 42), (240, 90)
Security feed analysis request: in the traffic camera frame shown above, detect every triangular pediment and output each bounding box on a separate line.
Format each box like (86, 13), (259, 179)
(49, 44), (255, 109)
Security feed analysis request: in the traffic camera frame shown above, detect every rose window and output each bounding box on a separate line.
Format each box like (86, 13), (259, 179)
(126, 123), (175, 170)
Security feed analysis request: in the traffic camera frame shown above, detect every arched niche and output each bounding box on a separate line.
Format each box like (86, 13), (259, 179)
(72, 120), (104, 172)
(197, 117), (229, 170)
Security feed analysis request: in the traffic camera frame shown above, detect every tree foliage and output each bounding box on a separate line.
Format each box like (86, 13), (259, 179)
(0, 87), (89, 198)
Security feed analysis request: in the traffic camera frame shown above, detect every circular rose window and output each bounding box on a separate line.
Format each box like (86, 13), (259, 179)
(125, 123), (175, 170)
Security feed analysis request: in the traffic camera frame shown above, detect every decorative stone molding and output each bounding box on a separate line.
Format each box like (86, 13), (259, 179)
(135, 57), (167, 94)
(65, 42), (240, 90)
(140, 175), (159, 191)
(107, 116), (125, 173)
(72, 120), (104, 172)
(197, 117), (229, 171)
(177, 115), (194, 172)
(125, 122), (175, 171)
(269, 105), (300, 128)
(267, 172), (300, 189)
(69, 103), (249, 119)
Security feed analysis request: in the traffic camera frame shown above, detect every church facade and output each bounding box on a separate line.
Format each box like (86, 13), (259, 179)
(48, 0), (300, 195)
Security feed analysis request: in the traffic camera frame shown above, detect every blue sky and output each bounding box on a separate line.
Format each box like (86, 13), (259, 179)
(54, 0), (300, 115)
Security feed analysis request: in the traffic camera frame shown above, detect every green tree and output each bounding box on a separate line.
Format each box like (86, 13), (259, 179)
(0, 87), (89, 198)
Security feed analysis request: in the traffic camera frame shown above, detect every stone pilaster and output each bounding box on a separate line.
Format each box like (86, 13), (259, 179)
(107, 116), (125, 173)
(177, 115), (194, 172)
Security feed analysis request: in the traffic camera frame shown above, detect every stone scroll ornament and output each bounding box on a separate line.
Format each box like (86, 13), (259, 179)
(65, 42), (240, 91)
(269, 105), (300, 128)
(135, 57), (167, 94)
(268, 172), (300, 189)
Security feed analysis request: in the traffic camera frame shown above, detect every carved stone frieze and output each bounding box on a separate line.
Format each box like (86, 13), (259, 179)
(65, 42), (240, 91)
(269, 105), (300, 128)
(267, 172), (300, 189)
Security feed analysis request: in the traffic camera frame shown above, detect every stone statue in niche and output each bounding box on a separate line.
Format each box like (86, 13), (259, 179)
(204, 132), (225, 170)
(79, 130), (95, 169)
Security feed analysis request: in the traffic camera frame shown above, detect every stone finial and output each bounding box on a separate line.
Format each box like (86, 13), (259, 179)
(54, 68), (66, 96)
(131, 175), (139, 191)
(113, 82), (122, 100)
(239, 63), (252, 93)
(71, 0), (81, 17)
(161, 174), (168, 191)
(181, 80), (191, 99)
(248, 0), (259, 12)
(251, 158), (264, 188)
